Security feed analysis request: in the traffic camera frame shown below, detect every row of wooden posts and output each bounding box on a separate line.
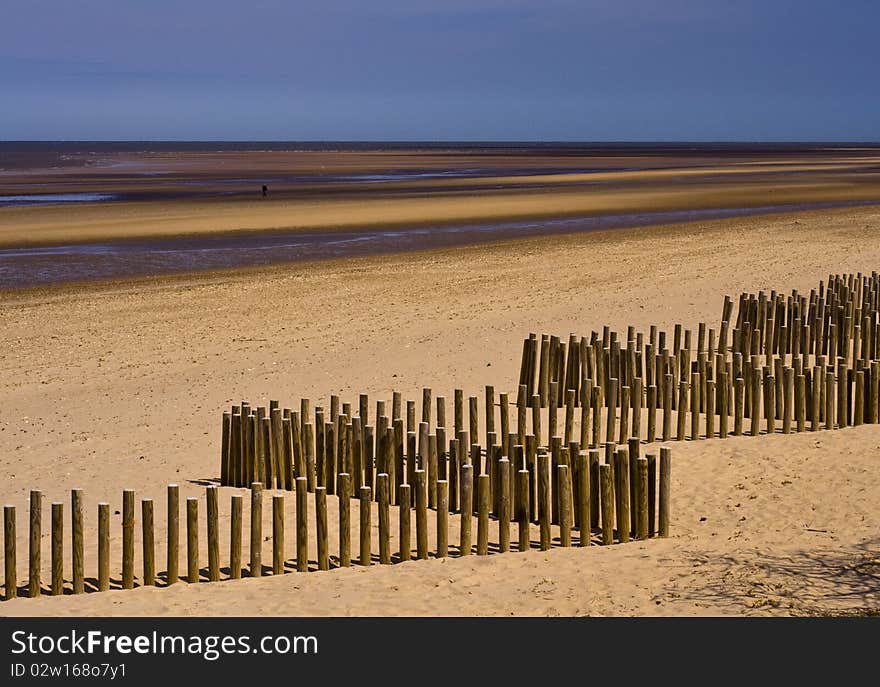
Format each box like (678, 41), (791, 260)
(521, 272), (880, 404)
(3, 443), (671, 600)
(219, 361), (876, 498)
(515, 273), (880, 443)
(221, 274), (880, 497)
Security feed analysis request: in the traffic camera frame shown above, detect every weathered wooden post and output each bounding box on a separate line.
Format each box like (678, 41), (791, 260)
(142, 499), (155, 586)
(29, 490), (41, 597)
(71, 489), (84, 594)
(167, 484), (179, 585)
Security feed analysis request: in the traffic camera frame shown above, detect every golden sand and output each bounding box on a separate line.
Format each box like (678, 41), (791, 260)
(2, 205), (879, 616)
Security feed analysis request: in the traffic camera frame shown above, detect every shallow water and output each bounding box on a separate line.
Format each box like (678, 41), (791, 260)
(2, 200), (877, 290)
(0, 193), (118, 207)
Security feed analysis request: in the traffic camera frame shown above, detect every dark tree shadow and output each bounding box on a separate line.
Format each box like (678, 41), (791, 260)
(678, 538), (880, 616)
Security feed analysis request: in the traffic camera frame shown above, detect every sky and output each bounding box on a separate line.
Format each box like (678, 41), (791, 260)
(1, 0), (878, 141)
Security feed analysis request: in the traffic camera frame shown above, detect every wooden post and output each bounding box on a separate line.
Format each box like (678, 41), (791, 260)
(71, 489), (84, 594)
(29, 490), (41, 598)
(498, 458), (510, 553)
(296, 477), (309, 572)
(315, 487), (329, 571)
(51, 502), (63, 596)
(477, 474), (490, 555)
(660, 372), (672, 441)
(628, 437), (639, 536)
(550, 437), (561, 525)
(454, 389), (464, 441)
(517, 385), (528, 447)
(733, 377), (745, 437)
(659, 446), (672, 537)
(246, 413), (257, 486)
(750, 371), (762, 436)
(437, 480), (449, 558)
(706, 379), (715, 439)
(359, 486), (372, 566)
(580, 383), (592, 449)
(459, 464), (473, 556)
(98, 502), (109, 592)
(636, 457), (649, 540)
(187, 497), (199, 583)
(252, 410), (266, 487)
(836, 362), (848, 428)
(206, 486), (219, 581)
(719, 373), (729, 438)
(557, 464), (572, 547)
(230, 495), (242, 579)
(576, 451), (590, 546)
(250, 483), (262, 578)
(4, 506), (16, 600)
(427, 431), (438, 509)
(796, 374), (807, 432)
(338, 473), (351, 567)
(485, 385), (495, 453)
(615, 449), (630, 544)
(414, 470), (428, 560)
(633, 377), (643, 442)
(142, 499), (155, 586)
(231, 409), (242, 487)
(531, 394), (543, 448)
(619, 385), (630, 444)
(517, 469), (530, 551)
(854, 370), (865, 426)
(398, 483), (411, 561)
(499, 393), (510, 458)
(766, 374), (777, 435)
(677, 378), (689, 442)
(272, 495), (284, 575)
(589, 449), (600, 529)
(351, 418), (363, 492)
(281, 416), (293, 490)
(599, 464), (614, 546)
(122, 489), (135, 589)
(605, 378), (618, 446)
(538, 452), (551, 551)
(304, 422), (317, 492)
(826, 370), (835, 430)
(811, 366), (822, 431)
(872, 361), (880, 424)
(377, 474), (391, 564)
(469, 396), (479, 451)
(422, 387), (432, 427)
(280, 413), (296, 490)
(647, 453), (657, 537)
(325, 421), (336, 496)
(783, 367), (794, 434)
(167, 484), (179, 585)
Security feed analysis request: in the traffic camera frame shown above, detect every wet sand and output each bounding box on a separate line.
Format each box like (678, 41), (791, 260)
(2, 204), (879, 616)
(2, 144), (880, 287)
(2, 201), (876, 289)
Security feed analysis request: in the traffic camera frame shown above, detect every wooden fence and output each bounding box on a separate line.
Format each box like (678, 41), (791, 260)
(517, 272), (880, 444)
(2, 444), (671, 600)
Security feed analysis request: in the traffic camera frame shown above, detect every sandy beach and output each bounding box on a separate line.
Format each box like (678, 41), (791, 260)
(2, 202), (879, 616)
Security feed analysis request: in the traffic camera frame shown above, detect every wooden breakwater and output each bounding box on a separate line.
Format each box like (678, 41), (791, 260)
(2, 445), (670, 600)
(218, 274), (878, 507)
(517, 273), (880, 445)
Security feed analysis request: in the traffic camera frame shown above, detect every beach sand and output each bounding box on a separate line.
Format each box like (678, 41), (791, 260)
(1, 204), (879, 616)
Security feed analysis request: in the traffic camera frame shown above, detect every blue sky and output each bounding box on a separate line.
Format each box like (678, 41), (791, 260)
(2, 1), (878, 140)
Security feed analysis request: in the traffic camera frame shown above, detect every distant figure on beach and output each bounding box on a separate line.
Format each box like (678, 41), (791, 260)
(261, 184), (268, 198)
